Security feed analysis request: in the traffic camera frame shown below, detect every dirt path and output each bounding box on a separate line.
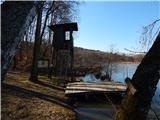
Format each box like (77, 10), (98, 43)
(1, 72), (75, 120)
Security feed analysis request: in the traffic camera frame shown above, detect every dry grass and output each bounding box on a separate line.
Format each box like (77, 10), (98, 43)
(1, 71), (75, 120)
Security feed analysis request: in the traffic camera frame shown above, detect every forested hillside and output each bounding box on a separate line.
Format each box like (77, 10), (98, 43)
(74, 47), (144, 66)
(11, 41), (144, 71)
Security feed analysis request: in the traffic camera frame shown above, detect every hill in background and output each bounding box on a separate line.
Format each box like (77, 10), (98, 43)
(11, 41), (144, 71)
(74, 47), (144, 66)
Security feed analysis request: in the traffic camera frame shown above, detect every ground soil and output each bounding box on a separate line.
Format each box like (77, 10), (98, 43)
(1, 71), (75, 120)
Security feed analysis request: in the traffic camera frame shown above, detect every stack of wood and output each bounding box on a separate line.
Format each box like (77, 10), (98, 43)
(65, 81), (126, 95)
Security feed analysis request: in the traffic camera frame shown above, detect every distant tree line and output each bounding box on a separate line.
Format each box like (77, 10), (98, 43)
(11, 41), (144, 72)
(74, 47), (144, 67)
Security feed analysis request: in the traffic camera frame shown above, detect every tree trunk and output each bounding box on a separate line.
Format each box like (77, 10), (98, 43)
(13, 55), (17, 70)
(29, 4), (42, 81)
(115, 33), (160, 120)
(19, 41), (23, 61)
(1, 1), (35, 81)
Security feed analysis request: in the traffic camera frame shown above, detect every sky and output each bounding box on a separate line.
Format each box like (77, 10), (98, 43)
(74, 1), (160, 53)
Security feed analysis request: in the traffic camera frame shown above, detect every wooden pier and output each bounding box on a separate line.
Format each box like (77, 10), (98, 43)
(65, 81), (126, 95)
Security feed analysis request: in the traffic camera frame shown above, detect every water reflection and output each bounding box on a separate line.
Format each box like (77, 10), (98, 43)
(112, 63), (160, 110)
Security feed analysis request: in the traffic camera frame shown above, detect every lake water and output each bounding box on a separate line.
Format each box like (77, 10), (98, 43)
(76, 63), (160, 120)
(111, 63), (160, 110)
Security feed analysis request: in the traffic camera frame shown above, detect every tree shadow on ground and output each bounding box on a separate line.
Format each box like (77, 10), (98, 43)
(1, 83), (72, 109)
(32, 79), (65, 91)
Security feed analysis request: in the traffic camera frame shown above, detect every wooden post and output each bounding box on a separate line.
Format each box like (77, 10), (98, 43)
(70, 31), (74, 81)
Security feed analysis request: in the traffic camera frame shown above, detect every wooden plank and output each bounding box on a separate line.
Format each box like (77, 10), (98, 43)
(66, 85), (126, 90)
(67, 84), (126, 88)
(65, 90), (86, 94)
(67, 81), (126, 86)
(66, 86), (125, 91)
(65, 89), (125, 94)
(65, 81), (126, 94)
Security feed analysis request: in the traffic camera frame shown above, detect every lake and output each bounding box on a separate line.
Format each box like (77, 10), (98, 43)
(111, 63), (160, 110)
(76, 63), (160, 120)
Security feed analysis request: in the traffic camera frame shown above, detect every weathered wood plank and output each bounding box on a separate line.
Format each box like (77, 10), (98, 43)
(67, 81), (126, 86)
(66, 85), (126, 90)
(65, 81), (126, 94)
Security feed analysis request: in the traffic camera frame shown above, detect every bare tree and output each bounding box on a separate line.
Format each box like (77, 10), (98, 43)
(29, 2), (43, 81)
(106, 45), (117, 80)
(139, 18), (160, 52)
(123, 19), (160, 58)
(1, 1), (36, 80)
(114, 33), (160, 120)
(115, 19), (160, 120)
(29, 1), (79, 81)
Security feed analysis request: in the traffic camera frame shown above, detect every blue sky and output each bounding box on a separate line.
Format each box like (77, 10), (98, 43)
(74, 1), (160, 53)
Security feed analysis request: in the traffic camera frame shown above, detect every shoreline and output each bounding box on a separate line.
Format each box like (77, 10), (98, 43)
(116, 62), (140, 64)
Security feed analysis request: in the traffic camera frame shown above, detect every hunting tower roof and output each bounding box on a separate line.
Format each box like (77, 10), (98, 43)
(48, 22), (78, 31)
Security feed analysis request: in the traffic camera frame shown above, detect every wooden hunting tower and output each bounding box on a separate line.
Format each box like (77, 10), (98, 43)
(48, 23), (78, 80)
